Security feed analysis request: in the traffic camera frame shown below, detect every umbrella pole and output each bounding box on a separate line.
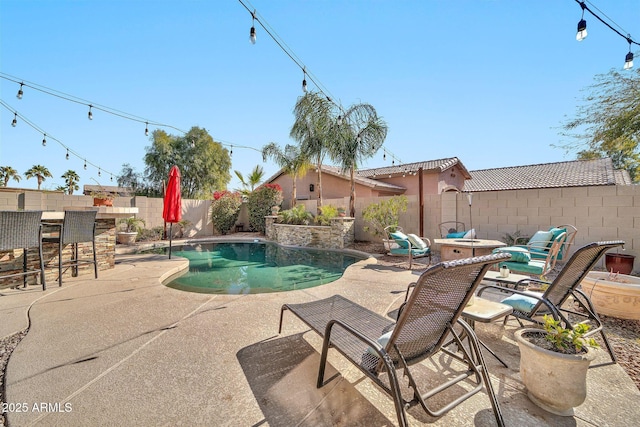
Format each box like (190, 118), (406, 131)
(169, 223), (173, 258)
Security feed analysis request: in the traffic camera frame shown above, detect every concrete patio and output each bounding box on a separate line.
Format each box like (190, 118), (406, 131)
(1, 240), (639, 426)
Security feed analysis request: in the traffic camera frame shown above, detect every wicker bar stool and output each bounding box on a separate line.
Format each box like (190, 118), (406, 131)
(0, 211), (46, 290)
(43, 210), (98, 286)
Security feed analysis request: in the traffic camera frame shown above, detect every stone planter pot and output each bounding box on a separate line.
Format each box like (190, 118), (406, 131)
(605, 253), (635, 275)
(116, 232), (138, 245)
(581, 271), (640, 320)
(515, 329), (595, 416)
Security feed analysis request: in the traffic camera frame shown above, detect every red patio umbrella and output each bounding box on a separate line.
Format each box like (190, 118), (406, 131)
(163, 165), (182, 258)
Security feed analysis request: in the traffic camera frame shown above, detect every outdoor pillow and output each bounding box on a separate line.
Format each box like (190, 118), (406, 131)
(501, 292), (543, 313)
(446, 231), (466, 238)
(367, 329), (394, 355)
(463, 228), (476, 239)
(407, 233), (428, 250)
(548, 227), (566, 242)
(528, 230), (553, 249)
(493, 246), (531, 263)
(390, 231), (409, 249)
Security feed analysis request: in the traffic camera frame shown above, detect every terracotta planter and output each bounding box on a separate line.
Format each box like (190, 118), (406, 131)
(515, 329), (595, 416)
(93, 198), (113, 207)
(581, 271), (640, 320)
(605, 253), (635, 275)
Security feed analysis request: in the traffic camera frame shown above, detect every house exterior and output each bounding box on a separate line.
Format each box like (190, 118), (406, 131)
(266, 157), (472, 209)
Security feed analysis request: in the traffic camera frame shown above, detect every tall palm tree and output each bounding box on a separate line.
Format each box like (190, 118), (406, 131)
(234, 165), (264, 196)
(24, 165), (52, 190)
(290, 92), (337, 212)
(61, 169), (80, 195)
(334, 103), (388, 217)
(0, 166), (21, 186)
(262, 142), (310, 207)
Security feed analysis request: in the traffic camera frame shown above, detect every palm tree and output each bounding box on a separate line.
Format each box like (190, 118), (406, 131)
(333, 103), (388, 217)
(61, 170), (80, 195)
(0, 166), (22, 186)
(234, 165), (264, 196)
(24, 165), (52, 190)
(290, 92), (337, 212)
(262, 143), (310, 207)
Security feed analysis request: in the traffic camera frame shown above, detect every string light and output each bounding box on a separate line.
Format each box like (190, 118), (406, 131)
(42, 134), (47, 146)
(11, 112), (17, 127)
(98, 168), (101, 177)
(84, 160), (87, 170)
(230, 144), (233, 157)
(88, 105), (93, 120)
(302, 68), (307, 92)
(16, 83), (24, 99)
(110, 175), (113, 182)
(65, 149), (69, 160)
(624, 38), (634, 70)
(145, 122), (149, 136)
(249, 10), (257, 44)
(576, 2), (587, 41)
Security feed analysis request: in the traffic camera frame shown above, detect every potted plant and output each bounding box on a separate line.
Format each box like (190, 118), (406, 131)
(604, 251), (635, 275)
(514, 315), (599, 416)
(116, 216), (145, 245)
(90, 190), (116, 207)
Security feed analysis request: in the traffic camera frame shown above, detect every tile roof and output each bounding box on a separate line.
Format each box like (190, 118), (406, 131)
(463, 158), (625, 192)
(357, 157), (471, 179)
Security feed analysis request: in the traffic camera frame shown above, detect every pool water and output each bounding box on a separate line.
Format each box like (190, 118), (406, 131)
(159, 242), (366, 294)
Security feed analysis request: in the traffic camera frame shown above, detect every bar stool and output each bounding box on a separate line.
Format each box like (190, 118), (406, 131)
(43, 210), (98, 286)
(0, 211), (46, 290)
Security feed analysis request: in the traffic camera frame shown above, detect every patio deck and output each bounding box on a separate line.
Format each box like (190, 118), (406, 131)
(1, 238), (639, 426)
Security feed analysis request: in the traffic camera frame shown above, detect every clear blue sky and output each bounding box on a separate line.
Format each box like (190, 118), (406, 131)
(1, 0), (638, 193)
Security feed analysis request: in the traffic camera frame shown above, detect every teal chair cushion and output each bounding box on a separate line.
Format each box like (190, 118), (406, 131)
(548, 227), (568, 260)
(446, 231), (466, 238)
(390, 231), (409, 248)
(501, 292), (542, 313)
(390, 247), (430, 257)
(499, 260), (546, 275)
(493, 246), (531, 263)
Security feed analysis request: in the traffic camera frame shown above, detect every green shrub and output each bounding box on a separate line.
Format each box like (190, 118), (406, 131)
(315, 205), (338, 226)
(211, 191), (243, 235)
(247, 183), (283, 233)
(362, 195), (408, 239)
(279, 204), (314, 225)
(137, 226), (164, 242)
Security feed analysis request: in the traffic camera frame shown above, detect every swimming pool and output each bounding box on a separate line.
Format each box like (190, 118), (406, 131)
(159, 241), (367, 294)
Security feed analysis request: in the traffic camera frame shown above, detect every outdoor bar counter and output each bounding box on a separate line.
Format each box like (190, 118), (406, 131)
(1, 207), (138, 289)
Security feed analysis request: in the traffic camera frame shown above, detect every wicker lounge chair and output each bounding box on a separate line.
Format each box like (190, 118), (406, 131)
(279, 253), (510, 427)
(383, 225), (431, 268)
(478, 240), (625, 365)
(43, 210), (98, 286)
(0, 211), (46, 290)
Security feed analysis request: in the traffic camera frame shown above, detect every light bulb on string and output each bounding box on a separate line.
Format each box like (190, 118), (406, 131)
(11, 113), (17, 127)
(230, 145), (233, 157)
(110, 175), (113, 182)
(88, 105), (93, 120)
(65, 149), (69, 160)
(576, 2), (587, 41)
(84, 160), (87, 170)
(624, 39), (634, 70)
(250, 10), (257, 44)
(42, 134), (47, 146)
(302, 68), (308, 92)
(98, 168), (101, 177)
(383, 151), (386, 161)
(337, 115), (342, 125)
(17, 83), (24, 99)
(145, 122), (149, 136)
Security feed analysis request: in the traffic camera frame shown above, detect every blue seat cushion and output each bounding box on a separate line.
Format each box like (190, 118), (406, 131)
(493, 246), (531, 263)
(390, 231), (409, 248)
(501, 292), (542, 313)
(446, 231), (466, 238)
(390, 247), (430, 257)
(498, 260), (545, 275)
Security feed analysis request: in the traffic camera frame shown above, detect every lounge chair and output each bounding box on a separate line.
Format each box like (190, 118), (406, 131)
(478, 240), (625, 365)
(278, 253), (511, 427)
(493, 231), (566, 279)
(513, 224), (578, 261)
(383, 225), (431, 268)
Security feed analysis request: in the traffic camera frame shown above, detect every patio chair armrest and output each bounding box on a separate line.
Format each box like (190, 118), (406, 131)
(513, 237), (528, 246)
(403, 282), (417, 303)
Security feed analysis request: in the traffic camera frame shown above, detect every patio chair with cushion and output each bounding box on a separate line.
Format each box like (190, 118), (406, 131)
(42, 210), (98, 286)
(0, 211), (46, 290)
(383, 225), (431, 268)
(513, 224), (578, 262)
(493, 231), (567, 279)
(278, 252), (511, 427)
(438, 221), (466, 238)
(478, 240), (625, 365)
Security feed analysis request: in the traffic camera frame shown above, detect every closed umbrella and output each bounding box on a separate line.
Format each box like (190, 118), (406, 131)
(163, 165), (182, 258)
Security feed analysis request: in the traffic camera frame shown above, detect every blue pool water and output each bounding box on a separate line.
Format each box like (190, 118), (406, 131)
(157, 242), (366, 294)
